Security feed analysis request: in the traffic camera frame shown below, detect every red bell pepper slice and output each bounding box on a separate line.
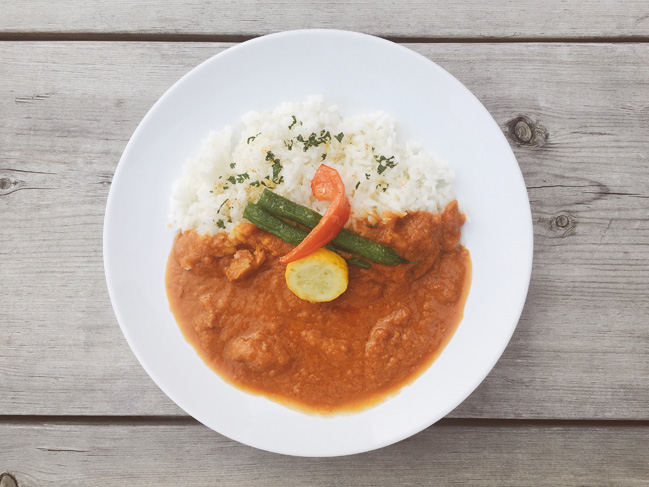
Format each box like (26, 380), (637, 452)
(279, 164), (351, 265)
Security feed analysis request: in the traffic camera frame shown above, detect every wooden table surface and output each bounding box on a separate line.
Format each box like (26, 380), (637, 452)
(1, 1), (648, 485)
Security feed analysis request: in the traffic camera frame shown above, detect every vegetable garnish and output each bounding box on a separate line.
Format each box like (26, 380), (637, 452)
(243, 202), (370, 269)
(285, 248), (349, 302)
(278, 165), (351, 265)
(257, 189), (408, 265)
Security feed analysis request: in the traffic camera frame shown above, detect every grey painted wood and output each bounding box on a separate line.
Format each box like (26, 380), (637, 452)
(0, 420), (647, 485)
(0, 42), (648, 419)
(0, 0), (648, 39)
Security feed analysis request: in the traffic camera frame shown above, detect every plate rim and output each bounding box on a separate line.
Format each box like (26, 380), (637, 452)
(103, 28), (534, 457)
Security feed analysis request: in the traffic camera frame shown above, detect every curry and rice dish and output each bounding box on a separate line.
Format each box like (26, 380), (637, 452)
(166, 97), (471, 413)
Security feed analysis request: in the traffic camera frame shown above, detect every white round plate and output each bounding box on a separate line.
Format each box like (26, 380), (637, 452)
(104, 30), (533, 457)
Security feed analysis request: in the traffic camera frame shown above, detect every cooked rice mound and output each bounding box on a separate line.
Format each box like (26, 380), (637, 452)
(170, 96), (454, 235)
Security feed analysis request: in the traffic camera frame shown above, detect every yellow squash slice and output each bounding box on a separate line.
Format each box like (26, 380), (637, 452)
(285, 248), (348, 302)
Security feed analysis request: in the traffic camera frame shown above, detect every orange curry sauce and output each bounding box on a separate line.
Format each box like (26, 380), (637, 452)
(165, 201), (471, 413)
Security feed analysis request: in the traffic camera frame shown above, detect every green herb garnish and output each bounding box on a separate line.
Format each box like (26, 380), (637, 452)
(376, 183), (390, 192)
(266, 151), (284, 184)
(335, 132), (344, 143)
(297, 130), (332, 152)
(288, 115), (298, 130)
(375, 154), (397, 175)
(217, 198), (229, 213)
(247, 132), (261, 144)
(227, 173), (250, 184)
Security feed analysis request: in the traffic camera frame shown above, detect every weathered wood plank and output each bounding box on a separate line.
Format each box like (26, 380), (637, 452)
(0, 0), (648, 39)
(0, 420), (647, 485)
(0, 42), (648, 418)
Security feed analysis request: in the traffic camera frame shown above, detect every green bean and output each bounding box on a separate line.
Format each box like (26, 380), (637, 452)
(244, 202), (307, 246)
(257, 189), (409, 265)
(243, 203), (371, 269)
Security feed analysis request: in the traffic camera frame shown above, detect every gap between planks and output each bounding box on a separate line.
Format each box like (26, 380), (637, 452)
(1, 33), (649, 43)
(0, 416), (648, 428)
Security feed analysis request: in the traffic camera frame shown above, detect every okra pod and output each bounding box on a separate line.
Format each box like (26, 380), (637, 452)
(243, 203), (371, 269)
(257, 189), (408, 265)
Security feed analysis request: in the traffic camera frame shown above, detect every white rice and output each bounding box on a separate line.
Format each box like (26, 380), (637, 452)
(170, 96), (454, 235)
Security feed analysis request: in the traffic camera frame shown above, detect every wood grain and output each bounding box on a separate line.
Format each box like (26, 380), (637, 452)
(0, 420), (647, 486)
(0, 42), (648, 419)
(0, 0), (648, 39)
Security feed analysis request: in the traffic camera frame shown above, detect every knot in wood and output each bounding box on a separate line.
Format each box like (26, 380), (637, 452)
(506, 116), (549, 147)
(0, 178), (11, 190)
(550, 212), (576, 237)
(0, 473), (18, 487)
(513, 120), (533, 143)
(555, 215), (569, 228)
